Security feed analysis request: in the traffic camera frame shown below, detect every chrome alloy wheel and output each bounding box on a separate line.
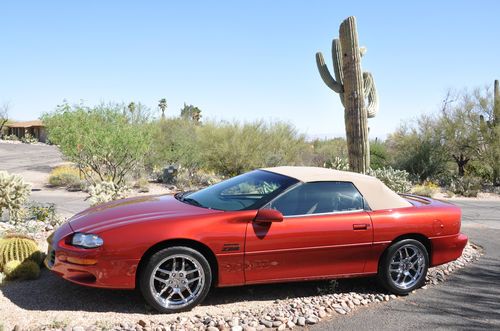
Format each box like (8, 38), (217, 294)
(388, 244), (426, 290)
(149, 254), (205, 309)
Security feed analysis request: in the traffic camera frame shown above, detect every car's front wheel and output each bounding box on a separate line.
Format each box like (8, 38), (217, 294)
(139, 246), (212, 313)
(378, 239), (429, 295)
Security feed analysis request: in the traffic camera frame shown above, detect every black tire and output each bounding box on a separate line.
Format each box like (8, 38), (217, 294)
(139, 246), (212, 313)
(378, 239), (429, 295)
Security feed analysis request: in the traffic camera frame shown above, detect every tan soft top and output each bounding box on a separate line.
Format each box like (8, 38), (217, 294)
(261, 166), (412, 211)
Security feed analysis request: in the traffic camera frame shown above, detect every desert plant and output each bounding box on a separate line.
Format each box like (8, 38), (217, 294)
(316, 16), (378, 173)
(26, 202), (62, 228)
(88, 181), (130, 206)
(449, 176), (481, 197)
(21, 133), (38, 144)
(324, 157), (350, 171)
(48, 165), (82, 190)
(0, 171), (31, 221)
(2, 134), (19, 141)
(412, 181), (440, 197)
(43, 103), (153, 186)
(133, 178), (150, 193)
(0, 235), (43, 270)
(3, 259), (40, 280)
(174, 168), (222, 191)
(368, 167), (412, 193)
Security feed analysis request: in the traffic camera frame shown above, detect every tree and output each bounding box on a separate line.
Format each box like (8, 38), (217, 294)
(158, 98), (167, 119)
(386, 116), (447, 182)
(438, 89), (488, 177)
(43, 103), (153, 186)
(0, 102), (9, 138)
(180, 103), (202, 123)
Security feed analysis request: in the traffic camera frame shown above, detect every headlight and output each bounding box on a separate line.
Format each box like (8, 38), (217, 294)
(71, 233), (104, 248)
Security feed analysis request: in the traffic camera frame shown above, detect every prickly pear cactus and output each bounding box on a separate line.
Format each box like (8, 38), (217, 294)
(316, 16), (379, 173)
(0, 235), (43, 270)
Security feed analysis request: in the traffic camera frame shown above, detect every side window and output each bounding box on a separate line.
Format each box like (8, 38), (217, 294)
(267, 182), (365, 217)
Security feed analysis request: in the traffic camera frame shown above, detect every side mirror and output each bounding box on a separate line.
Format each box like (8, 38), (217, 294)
(254, 209), (284, 223)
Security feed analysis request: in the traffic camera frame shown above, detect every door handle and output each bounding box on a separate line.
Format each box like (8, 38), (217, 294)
(353, 223), (369, 230)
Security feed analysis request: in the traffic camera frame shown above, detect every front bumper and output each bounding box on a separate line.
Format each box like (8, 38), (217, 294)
(45, 225), (138, 289)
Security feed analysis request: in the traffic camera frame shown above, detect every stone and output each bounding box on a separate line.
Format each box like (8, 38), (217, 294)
(297, 317), (306, 327)
(306, 316), (319, 325)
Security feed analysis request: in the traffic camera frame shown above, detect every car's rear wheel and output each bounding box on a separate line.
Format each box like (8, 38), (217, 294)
(378, 239), (429, 295)
(139, 246), (212, 313)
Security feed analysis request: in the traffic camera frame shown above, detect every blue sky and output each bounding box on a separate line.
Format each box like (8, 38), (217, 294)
(1, 1), (499, 138)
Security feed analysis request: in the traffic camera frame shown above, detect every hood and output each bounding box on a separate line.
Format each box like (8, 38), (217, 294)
(69, 194), (221, 233)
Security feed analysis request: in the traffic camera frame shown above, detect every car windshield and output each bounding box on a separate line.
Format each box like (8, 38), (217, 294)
(176, 170), (299, 211)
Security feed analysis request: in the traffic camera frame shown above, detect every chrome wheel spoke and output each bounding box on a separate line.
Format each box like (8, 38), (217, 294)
(149, 254), (205, 309)
(389, 244), (426, 290)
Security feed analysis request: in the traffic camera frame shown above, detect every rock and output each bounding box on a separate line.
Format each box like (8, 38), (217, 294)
(230, 327), (243, 331)
(286, 321), (295, 329)
(229, 318), (239, 327)
(306, 316), (319, 325)
(138, 321), (147, 328)
(277, 324), (286, 331)
(334, 308), (347, 315)
(318, 310), (327, 318)
(259, 320), (273, 328)
(297, 317), (306, 327)
(73, 327), (85, 331)
(206, 327), (219, 331)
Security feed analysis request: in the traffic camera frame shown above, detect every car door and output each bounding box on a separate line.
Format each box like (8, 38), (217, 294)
(244, 181), (373, 283)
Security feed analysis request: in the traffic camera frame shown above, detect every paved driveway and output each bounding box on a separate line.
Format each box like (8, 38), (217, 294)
(312, 200), (500, 330)
(0, 142), (90, 217)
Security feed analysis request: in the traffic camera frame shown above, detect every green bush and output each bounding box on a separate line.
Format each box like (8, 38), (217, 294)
(412, 181), (440, 197)
(0, 171), (31, 221)
(43, 103), (153, 186)
(449, 176), (482, 197)
(368, 167), (412, 193)
(197, 120), (307, 177)
(2, 134), (19, 141)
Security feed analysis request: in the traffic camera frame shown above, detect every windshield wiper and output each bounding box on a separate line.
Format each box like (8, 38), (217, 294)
(181, 197), (204, 208)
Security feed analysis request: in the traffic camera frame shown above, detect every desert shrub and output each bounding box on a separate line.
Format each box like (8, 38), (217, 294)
(449, 176), (482, 197)
(133, 178), (150, 193)
(0, 171), (31, 222)
(88, 181), (130, 206)
(21, 133), (38, 144)
(48, 165), (82, 190)
(370, 140), (390, 170)
(2, 134), (19, 141)
(198, 120), (307, 177)
(368, 167), (412, 193)
(412, 181), (440, 197)
(43, 102), (153, 186)
(324, 157), (350, 171)
(174, 168), (223, 191)
(303, 138), (348, 167)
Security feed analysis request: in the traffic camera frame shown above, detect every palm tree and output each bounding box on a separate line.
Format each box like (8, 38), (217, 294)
(158, 98), (167, 119)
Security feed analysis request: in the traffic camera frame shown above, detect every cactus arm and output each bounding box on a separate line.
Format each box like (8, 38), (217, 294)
(315, 52), (343, 93)
(363, 72), (379, 118)
(494, 79), (499, 126)
(332, 39), (344, 86)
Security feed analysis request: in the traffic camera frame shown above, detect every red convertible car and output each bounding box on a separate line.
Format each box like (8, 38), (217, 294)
(46, 166), (467, 313)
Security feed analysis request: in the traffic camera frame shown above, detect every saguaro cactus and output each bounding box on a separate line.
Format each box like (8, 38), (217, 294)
(316, 16), (379, 173)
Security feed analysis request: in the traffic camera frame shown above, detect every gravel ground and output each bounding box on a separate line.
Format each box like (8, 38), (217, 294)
(0, 243), (481, 331)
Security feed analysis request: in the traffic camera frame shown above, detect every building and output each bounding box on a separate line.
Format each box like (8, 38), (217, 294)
(6, 120), (47, 143)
